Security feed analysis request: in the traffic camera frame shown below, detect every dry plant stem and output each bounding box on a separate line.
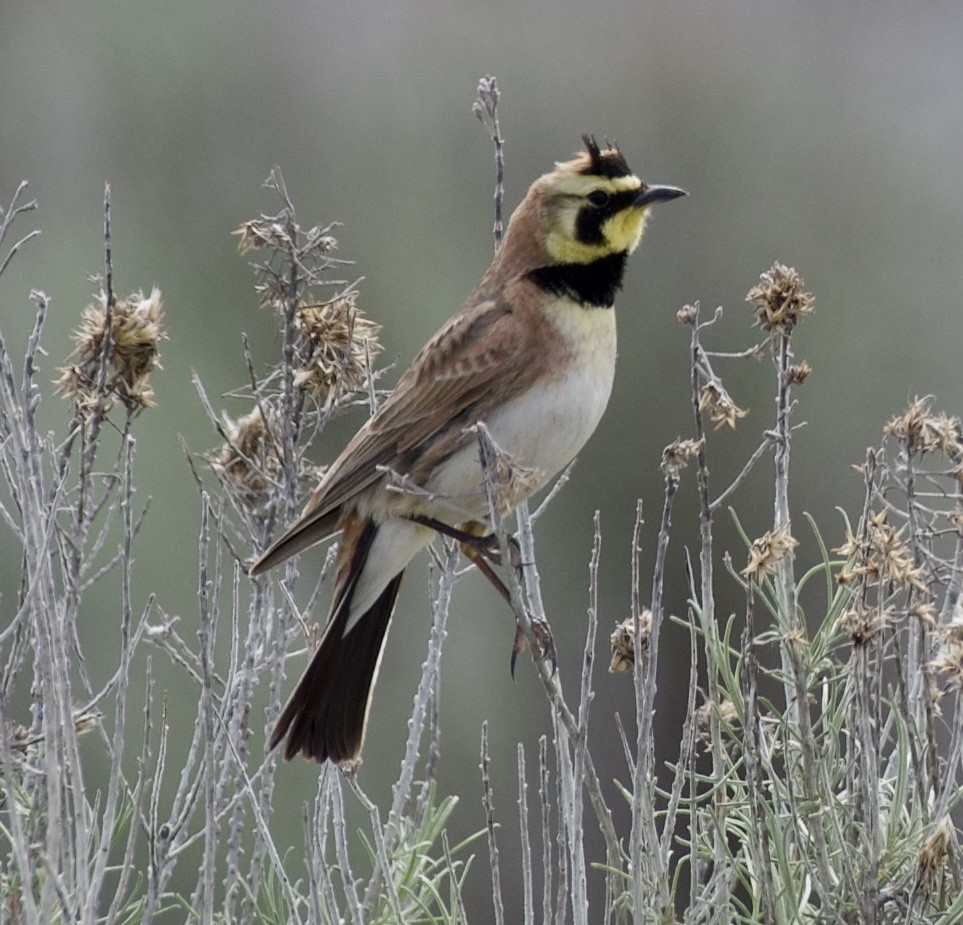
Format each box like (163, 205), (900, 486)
(769, 329), (838, 910)
(710, 437), (772, 514)
(771, 333), (802, 697)
(569, 516), (602, 922)
(303, 803), (325, 924)
(689, 308), (732, 912)
(852, 632), (881, 917)
(58, 187), (124, 706)
(345, 775), (405, 924)
(104, 665), (152, 925)
(937, 462), (963, 818)
(538, 736), (554, 925)
(740, 598), (776, 925)
(82, 435), (137, 923)
(360, 542), (459, 912)
(76, 187), (117, 571)
(0, 288), (92, 917)
(660, 602), (699, 863)
(195, 495), (218, 924)
(481, 721), (507, 925)
(518, 743), (535, 925)
(472, 424), (623, 917)
(631, 459), (679, 914)
(327, 773), (365, 925)
(0, 697), (39, 923)
(473, 75), (505, 250)
(903, 446), (941, 802)
(0, 180), (40, 278)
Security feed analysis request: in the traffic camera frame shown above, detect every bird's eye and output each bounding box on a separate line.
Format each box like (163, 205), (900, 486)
(587, 190), (610, 208)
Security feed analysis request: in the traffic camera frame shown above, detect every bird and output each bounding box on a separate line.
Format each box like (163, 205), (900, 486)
(249, 136), (685, 765)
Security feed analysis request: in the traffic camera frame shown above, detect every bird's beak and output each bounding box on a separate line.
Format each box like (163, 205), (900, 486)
(635, 184), (687, 207)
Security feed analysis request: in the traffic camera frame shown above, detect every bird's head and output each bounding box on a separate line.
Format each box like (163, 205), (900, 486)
(501, 135), (685, 269)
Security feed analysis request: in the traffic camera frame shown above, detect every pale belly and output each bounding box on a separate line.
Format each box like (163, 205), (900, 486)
(425, 305), (617, 521)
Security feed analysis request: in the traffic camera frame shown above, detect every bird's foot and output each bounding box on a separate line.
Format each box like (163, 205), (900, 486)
(510, 618), (557, 679)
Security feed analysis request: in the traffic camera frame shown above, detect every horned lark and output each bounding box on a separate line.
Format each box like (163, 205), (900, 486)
(250, 136), (685, 764)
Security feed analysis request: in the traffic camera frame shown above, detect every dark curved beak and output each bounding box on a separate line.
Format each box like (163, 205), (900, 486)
(635, 184), (687, 207)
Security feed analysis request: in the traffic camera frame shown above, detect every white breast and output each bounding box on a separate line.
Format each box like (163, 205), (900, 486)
(425, 302), (617, 521)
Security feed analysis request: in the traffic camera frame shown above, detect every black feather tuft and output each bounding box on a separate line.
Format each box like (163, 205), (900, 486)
(580, 134), (632, 179)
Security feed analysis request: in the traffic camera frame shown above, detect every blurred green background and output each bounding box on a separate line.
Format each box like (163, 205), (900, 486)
(3, 0), (963, 916)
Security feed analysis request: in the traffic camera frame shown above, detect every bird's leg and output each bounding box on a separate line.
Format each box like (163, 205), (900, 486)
(458, 540), (555, 678)
(406, 514), (553, 675)
(406, 514), (516, 565)
(457, 540), (512, 604)
(511, 619), (557, 679)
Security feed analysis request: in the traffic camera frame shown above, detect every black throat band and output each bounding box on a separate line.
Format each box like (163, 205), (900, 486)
(527, 252), (628, 308)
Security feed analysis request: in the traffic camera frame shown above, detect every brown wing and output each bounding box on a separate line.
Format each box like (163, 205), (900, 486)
(249, 295), (541, 574)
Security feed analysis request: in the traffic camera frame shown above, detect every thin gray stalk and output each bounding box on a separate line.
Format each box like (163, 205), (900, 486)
(362, 542), (459, 911)
(193, 496), (218, 923)
(518, 743), (535, 925)
(472, 75), (505, 251)
(769, 330), (838, 910)
(687, 307), (731, 914)
(481, 721), (506, 925)
(83, 435), (138, 924)
(538, 736), (555, 925)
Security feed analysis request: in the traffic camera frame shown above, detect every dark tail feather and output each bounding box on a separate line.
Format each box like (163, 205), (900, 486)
(269, 519), (404, 764)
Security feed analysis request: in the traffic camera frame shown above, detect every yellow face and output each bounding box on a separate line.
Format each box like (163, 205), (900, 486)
(541, 172), (649, 265)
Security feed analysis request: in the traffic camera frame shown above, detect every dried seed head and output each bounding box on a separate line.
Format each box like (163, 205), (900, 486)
(609, 610), (652, 673)
(486, 450), (545, 517)
(916, 817), (953, 898)
(55, 286), (166, 415)
(233, 218), (338, 257)
(834, 511), (927, 593)
(746, 262), (814, 335)
(695, 699), (741, 751)
(785, 361), (812, 385)
(294, 295), (383, 405)
(951, 507), (963, 535)
(836, 604), (891, 644)
(884, 398), (963, 458)
(742, 523), (798, 580)
(698, 382), (748, 430)
(931, 616), (963, 691)
(676, 303), (698, 326)
(206, 406), (323, 510)
(661, 437), (704, 475)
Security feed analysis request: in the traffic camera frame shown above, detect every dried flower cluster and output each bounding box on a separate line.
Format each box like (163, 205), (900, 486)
(234, 217), (338, 261)
(914, 817), (954, 899)
(234, 215), (340, 310)
(835, 603), (893, 644)
(56, 286), (166, 415)
(931, 614), (963, 692)
(742, 523), (798, 580)
(294, 295), (383, 404)
(609, 609), (652, 673)
(486, 450), (545, 517)
(785, 360), (812, 385)
(661, 437), (704, 475)
(208, 407), (282, 505)
(835, 510), (926, 593)
(208, 407), (322, 510)
(746, 262), (814, 335)
(698, 381), (748, 430)
(884, 398), (963, 460)
(695, 698), (740, 752)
